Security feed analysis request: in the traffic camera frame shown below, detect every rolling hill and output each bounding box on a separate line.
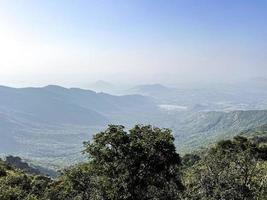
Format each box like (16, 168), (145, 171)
(2, 84), (267, 168)
(0, 85), (157, 167)
(158, 110), (267, 153)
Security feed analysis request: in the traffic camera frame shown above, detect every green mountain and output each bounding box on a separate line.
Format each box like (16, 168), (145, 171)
(2, 85), (267, 168)
(0, 85), (157, 167)
(159, 110), (267, 153)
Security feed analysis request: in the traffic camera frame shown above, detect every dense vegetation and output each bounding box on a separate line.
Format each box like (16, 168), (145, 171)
(182, 136), (267, 199)
(0, 125), (266, 199)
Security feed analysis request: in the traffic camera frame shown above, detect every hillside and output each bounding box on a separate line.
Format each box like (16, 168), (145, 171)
(129, 81), (267, 111)
(158, 110), (267, 153)
(0, 85), (157, 167)
(2, 85), (267, 167)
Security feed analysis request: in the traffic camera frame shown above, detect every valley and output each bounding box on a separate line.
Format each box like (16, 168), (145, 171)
(1, 80), (267, 169)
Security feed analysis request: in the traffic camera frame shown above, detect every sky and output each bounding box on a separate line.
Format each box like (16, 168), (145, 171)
(0, 0), (266, 87)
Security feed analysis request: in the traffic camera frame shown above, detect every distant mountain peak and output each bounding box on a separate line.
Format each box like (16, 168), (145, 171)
(88, 80), (115, 92)
(94, 80), (112, 85)
(44, 85), (68, 90)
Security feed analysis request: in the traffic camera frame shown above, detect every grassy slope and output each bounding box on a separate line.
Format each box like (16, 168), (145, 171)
(167, 110), (267, 153)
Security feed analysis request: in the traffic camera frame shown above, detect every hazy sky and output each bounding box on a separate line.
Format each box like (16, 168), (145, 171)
(0, 0), (266, 87)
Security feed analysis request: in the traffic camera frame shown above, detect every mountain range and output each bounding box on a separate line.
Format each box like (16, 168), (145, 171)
(1, 82), (267, 168)
(129, 79), (267, 111)
(0, 85), (157, 166)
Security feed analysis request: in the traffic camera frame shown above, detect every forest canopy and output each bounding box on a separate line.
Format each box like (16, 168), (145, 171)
(0, 125), (266, 200)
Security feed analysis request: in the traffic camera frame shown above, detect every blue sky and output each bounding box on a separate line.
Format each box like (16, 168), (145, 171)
(0, 0), (266, 86)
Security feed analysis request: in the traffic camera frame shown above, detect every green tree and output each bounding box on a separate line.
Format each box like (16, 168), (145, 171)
(43, 163), (99, 200)
(182, 136), (267, 200)
(83, 125), (184, 200)
(181, 154), (201, 168)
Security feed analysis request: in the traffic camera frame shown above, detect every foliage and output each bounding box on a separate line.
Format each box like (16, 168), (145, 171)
(82, 125), (184, 200)
(181, 154), (201, 168)
(43, 164), (99, 200)
(0, 159), (51, 200)
(5, 155), (40, 174)
(182, 136), (267, 200)
(0, 125), (266, 200)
